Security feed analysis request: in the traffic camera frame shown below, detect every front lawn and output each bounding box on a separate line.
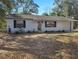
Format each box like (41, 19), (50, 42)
(0, 32), (78, 59)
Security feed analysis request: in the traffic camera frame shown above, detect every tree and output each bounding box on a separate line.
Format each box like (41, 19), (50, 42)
(0, 0), (39, 15)
(51, 0), (64, 16)
(0, 0), (14, 17)
(51, 0), (78, 28)
(42, 12), (49, 16)
(10, 0), (39, 14)
(52, 0), (78, 19)
(0, 0), (15, 28)
(0, 0), (39, 28)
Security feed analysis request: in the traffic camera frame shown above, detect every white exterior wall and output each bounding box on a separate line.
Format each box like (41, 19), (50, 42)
(7, 19), (14, 33)
(7, 19), (73, 33)
(25, 20), (38, 32)
(41, 21), (71, 32)
(71, 21), (73, 31)
(7, 19), (38, 33)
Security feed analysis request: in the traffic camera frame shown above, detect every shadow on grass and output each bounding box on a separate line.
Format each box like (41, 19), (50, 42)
(0, 32), (78, 59)
(0, 38), (78, 59)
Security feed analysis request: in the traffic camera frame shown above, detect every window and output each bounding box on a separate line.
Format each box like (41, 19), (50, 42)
(45, 21), (56, 27)
(14, 20), (26, 28)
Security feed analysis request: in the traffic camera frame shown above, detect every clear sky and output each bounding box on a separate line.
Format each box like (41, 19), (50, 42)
(33, 0), (54, 15)
(16, 0), (55, 15)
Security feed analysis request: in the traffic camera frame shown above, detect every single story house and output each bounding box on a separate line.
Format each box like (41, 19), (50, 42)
(6, 14), (76, 33)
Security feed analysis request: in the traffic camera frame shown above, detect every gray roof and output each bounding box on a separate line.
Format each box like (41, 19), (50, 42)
(6, 14), (77, 21)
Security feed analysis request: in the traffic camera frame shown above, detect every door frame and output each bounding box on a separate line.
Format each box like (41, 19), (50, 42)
(37, 21), (42, 31)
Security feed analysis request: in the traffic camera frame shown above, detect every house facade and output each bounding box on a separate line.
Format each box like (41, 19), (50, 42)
(7, 14), (76, 33)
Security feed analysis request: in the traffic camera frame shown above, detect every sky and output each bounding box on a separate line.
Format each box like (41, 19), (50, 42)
(14, 0), (55, 15)
(33, 0), (54, 15)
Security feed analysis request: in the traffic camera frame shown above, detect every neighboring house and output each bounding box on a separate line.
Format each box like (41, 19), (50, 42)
(6, 14), (77, 33)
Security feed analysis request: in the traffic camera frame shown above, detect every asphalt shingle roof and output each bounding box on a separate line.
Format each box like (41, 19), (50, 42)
(6, 14), (77, 21)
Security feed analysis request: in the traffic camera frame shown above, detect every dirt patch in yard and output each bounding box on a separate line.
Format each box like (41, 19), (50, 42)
(0, 32), (78, 59)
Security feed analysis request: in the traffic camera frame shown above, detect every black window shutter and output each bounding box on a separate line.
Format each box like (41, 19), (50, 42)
(14, 20), (16, 28)
(54, 21), (56, 27)
(23, 20), (26, 28)
(45, 21), (47, 27)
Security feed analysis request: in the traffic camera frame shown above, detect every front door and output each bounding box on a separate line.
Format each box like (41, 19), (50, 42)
(38, 21), (42, 31)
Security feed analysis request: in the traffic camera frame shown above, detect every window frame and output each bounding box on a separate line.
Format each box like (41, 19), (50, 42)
(45, 21), (56, 27)
(14, 20), (26, 28)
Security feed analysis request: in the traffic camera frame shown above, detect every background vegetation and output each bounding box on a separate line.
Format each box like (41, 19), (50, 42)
(0, 0), (78, 29)
(42, 0), (78, 29)
(0, 0), (39, 29)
